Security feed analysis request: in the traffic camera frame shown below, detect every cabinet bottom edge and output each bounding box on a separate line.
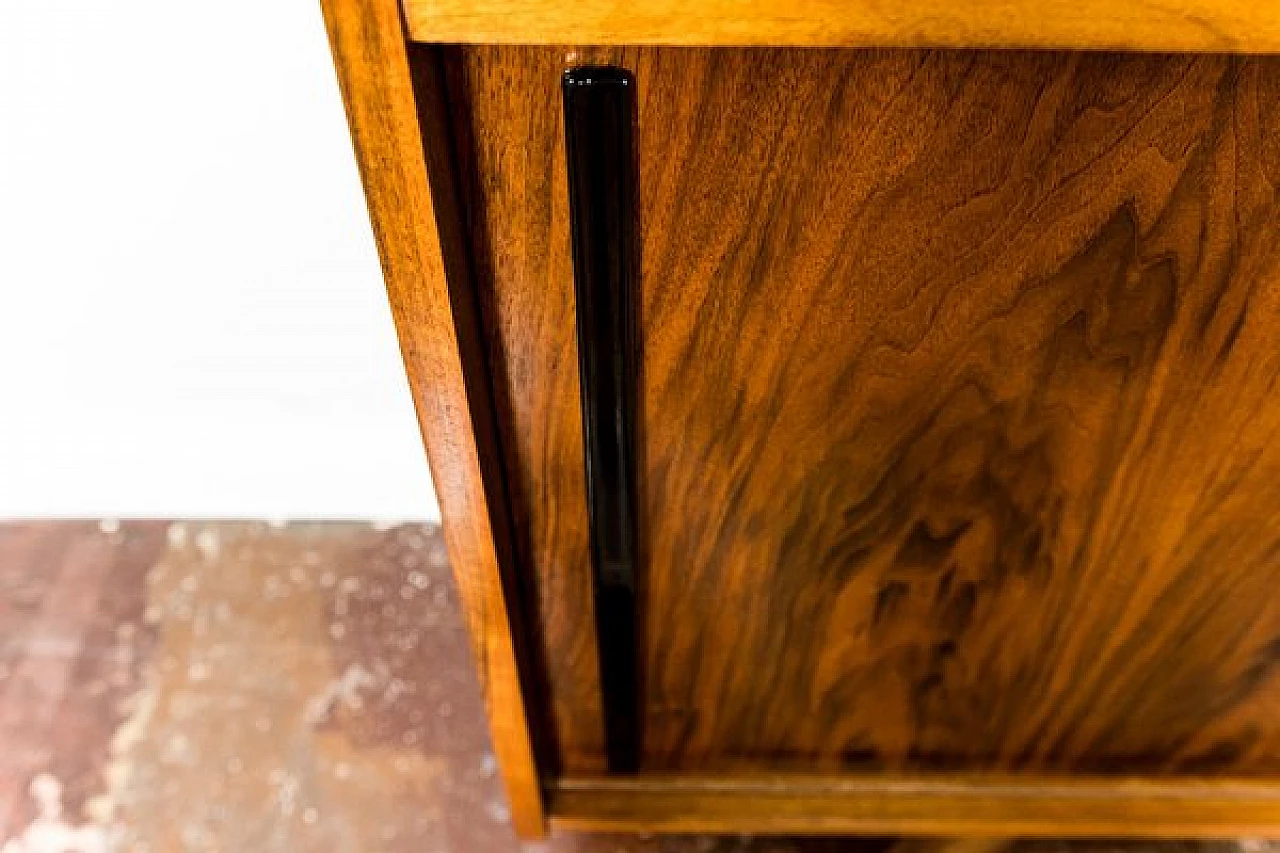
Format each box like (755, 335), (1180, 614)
(546, 772), (1280, 837)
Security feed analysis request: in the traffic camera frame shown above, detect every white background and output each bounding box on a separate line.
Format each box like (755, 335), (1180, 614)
(0, 0), (439, 520)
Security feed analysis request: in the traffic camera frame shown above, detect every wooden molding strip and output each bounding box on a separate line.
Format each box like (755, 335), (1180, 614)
(549, 774), (1280, 836)
(319, 0), (547, 838)
(402, 0), (1280, 52)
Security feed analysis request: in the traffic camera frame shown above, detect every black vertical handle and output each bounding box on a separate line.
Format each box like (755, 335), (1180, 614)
(563, 66), (640, 773)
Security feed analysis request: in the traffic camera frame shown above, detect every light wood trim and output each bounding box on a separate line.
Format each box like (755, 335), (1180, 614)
(549, 774), (1280, 837)
(319, 0), (547, 838)
(401, 0), (1280, 51)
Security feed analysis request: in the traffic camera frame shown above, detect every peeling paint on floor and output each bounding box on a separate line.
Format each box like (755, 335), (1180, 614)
(0, 522), (510, 853)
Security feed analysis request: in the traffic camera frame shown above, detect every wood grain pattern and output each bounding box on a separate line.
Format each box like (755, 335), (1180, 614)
(549, 774), (1280, 837)
(318, 3), (547, 836)
(403, 0), (1280, 52)
(445, 44), (606, 773)
(450, 47), (1280, 776)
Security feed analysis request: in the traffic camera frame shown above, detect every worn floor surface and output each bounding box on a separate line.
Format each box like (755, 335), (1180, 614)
(0, 521), (1264, 853)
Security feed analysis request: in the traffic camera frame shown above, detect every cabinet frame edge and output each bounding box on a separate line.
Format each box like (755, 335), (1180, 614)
(319, 0), (548, 838)
(401, 0), (1280, 53)
(549, 773), (1280, 837)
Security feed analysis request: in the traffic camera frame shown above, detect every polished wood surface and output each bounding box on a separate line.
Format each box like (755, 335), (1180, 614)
(404, 0), (1280, 52)
(450, 47), (1280, 777)
(549, 774), (1280, 837)
(318, 1), (546, 835)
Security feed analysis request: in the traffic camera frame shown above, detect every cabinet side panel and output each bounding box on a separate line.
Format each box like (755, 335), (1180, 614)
(319, 2), (546, 835)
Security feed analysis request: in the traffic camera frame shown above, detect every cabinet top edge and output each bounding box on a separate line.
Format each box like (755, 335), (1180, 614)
(401, 0), (1280, 53)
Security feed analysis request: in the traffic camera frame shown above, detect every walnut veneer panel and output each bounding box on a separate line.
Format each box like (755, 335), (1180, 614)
(449, 47), (1280, 774)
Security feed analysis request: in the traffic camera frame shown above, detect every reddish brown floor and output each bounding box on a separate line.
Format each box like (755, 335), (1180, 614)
(0, 521), (1260, 852)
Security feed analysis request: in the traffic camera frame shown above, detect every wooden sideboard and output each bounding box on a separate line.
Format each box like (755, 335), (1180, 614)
(320, 0), (1280, 839)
